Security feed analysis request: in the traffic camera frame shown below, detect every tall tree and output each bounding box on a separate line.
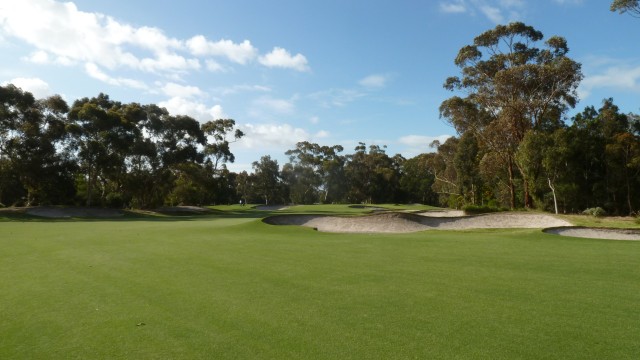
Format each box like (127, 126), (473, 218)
(611, 0), (640, 16)
(252, 155), (282, 205)
(440, 22), (582, 208)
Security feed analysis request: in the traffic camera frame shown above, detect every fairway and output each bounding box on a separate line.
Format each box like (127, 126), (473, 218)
(1, 206), (639, 359)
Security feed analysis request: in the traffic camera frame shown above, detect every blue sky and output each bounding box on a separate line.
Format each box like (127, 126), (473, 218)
(1, 0), (638, 172)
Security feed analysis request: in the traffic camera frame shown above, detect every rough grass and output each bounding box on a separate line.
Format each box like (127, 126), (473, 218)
(1, 206), (639, 359)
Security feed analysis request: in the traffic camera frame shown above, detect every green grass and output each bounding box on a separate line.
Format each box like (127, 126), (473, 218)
(1, 206), (639, 359)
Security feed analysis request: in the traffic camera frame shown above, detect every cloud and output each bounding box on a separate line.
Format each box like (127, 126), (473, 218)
(552, 0), (583, 4)
(398, 134), (453, 157)
(252, 96), (295, 114)
(0, 0), (310, 91)
(0, 0), (197, 75)
(214, 84), (272, 96)
(158, 96), (226, 122)
(309, 88), (366, 108)
(237, 123), (311, 149)
(259, 47), (310, 72)
(439, 1), (468, 13)
(359, 74), (389, 89)
(480, 5), (505, 23)
(186, 35), (258, 64)
(440, 0), (523, 23)
(2, 77), (52, 98)
(579, 63), (640, 100)
(84, 63), (147, 89)
(160, 82), (204, 98)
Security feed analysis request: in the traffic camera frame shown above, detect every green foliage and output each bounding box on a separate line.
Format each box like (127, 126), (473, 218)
(583, 207), (607, 217)
(462, 204), (506, 214)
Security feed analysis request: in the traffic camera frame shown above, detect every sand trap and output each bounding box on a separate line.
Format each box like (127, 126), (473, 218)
(544, 227), (640, 241)
(264, 212), (572, 233)
(417, 210), (466, 217)
(26, 206), (123, 218)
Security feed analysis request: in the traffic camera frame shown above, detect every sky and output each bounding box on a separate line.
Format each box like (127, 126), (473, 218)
(1, 0), (639, 172)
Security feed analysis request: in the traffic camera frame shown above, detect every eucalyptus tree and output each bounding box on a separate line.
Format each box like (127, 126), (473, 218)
(201, 119), (244, 171)
(284, 141), (345, 203)
(345, 143), (402, 204)
(252, 155), (282, 205)
(440, 22), (582, 208)
(611, 0), (640, 16)
(400, 153), (437, 205)
(0, 85), (75, 205)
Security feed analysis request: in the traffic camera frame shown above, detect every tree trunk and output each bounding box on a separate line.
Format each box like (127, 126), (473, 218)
(548, 177), (558, 215)
(508, 160), (516, 209)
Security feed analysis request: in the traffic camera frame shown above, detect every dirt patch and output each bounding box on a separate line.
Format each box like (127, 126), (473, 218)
(264, 212), (572, 233)
(25, 206), (124, 218)
(544, 227), (640, 241)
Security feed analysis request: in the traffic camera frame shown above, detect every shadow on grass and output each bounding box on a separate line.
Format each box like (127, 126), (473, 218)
(0, 206), (270, 223)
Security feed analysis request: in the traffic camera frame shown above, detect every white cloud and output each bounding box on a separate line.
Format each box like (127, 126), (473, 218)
(309, 88), (366, 108)
(398, 134), (453, 157)
(440, 0), (523, 23)
(315, 130), (330, 138)
(214, 84), (272, 96)
(552, 0), (583, 4)
(85, 63), (147, 89)
(252, 96), (295, 114)
(0, 0), (201, 77)
(359, 74), (389, 89)
(186, 35), (258, 64)
(259, 47), (310, 72)
(2, 77), (52, 98)
(22, 50), (50, 64)
(158, 96), (226, 122)
(309, 116), (320, 124)
(160, 82), (204, 99)
(205, 59), (226, 72)
(480, 5), (504, 24)
(580, 64), (640, 100)
(439, 1), (467, 13)
(238, 123), (310, 149)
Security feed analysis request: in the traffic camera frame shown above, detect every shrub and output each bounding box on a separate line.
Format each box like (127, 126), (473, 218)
(582, 207), (606, 217)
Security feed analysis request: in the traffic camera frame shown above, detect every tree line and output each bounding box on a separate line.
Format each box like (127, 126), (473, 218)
(2, 20), (639, 215)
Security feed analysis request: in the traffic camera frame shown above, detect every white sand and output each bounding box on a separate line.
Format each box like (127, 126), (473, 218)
(264, 212), (572, 233)
(544, 227), (640, 241)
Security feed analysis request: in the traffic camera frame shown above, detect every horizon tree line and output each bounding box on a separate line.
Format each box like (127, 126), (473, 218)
(1, 20), (639, 215)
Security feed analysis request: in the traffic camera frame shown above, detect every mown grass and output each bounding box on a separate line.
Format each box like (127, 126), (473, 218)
(1, 206), (639, 359)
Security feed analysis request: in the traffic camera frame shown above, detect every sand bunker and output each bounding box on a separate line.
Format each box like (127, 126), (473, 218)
(26, 206), (123, 218)
(264, 212), (572, 233)
(544, 227), (640, 241)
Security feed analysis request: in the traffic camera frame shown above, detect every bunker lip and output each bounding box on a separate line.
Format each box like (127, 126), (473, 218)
(544, 226), (640, 241)
(263, 211), (573, 234)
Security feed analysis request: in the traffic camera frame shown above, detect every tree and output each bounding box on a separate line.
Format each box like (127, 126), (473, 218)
(0, 85), (75, 205)
(611, 0), (640, 16)
(440, 22), (582, 209)
(284, 141), (345, 203)
(400, 153), (437, 204)
(252, 155), (282, 205)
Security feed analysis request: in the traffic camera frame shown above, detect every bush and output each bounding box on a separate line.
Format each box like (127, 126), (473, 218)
(582, 207), (606, 217)
(463, 205), (505, 215)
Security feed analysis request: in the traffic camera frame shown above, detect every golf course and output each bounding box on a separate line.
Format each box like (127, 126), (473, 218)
(1, 204), (639, 359)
